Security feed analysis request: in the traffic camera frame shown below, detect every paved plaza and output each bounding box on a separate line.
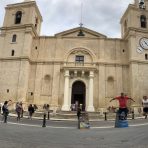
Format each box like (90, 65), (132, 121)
(0, 116), (148, 148)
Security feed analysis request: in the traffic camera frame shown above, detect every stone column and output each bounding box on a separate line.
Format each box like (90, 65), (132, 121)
(87, 71), (95, 112)
(61, 70), (70, 111)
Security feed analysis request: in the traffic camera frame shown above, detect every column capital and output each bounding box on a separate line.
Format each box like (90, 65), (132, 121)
(64, 70), (69, 77)
(89, 71), (94, 78)
(74, 70), (77, 77)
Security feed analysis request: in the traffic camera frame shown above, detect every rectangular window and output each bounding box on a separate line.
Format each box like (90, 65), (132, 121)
(11, 50), (15, 56)
(75, 55), (84, 66)
(145, 54), (148, 60)
(12, 34), (17, 42)
(75, 55), (84, 62)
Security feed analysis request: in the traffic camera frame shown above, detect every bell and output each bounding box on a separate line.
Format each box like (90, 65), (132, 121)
(139, 0), (144, 5)
(77, 29), (85, 36)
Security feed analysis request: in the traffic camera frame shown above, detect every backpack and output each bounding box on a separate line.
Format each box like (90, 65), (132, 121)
(2, 105), (9, 114)
(16, 106), (21, 113)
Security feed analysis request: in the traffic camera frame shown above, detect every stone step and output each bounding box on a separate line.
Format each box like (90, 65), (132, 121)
(9, 110), (143, 120)
(54, 111), (116, 120)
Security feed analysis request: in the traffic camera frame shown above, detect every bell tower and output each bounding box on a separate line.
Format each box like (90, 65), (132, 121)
(2, 0), (42, 35)
(0, 0), (42, 101)
(120, 0), (148, 38)
(120, 0), (148, 107)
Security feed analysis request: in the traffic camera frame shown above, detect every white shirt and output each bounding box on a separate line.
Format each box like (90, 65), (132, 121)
(142, 99), (148, 108)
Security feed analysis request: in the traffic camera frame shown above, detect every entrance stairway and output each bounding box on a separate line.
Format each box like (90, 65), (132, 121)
(9, 110), (143, 121)
(54, 111), (117, 121)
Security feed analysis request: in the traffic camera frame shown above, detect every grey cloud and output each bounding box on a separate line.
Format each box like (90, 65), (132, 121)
(0, 0), (134, 37)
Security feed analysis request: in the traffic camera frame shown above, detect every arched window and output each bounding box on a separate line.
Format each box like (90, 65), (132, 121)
(140, 15), (147, 28)
(15, 11), (22, 24)
(12, 34), (17, 42)
(11, 50), (15, 56)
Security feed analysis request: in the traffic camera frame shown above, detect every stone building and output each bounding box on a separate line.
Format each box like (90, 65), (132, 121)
(0, 0), (148, 112)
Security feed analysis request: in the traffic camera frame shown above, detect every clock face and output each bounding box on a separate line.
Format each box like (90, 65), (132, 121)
(139, 37), (148, 49)
(137, 46), (144, 53)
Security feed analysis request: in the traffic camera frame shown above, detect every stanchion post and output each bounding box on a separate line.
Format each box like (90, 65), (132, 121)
(104, 112), (107, 121)
(42, 113), (46, 127)
(47, 111), (50, 120)
(132, 111), (134, 119)
(47, 104), (50, 120)
(78, 118), (80, 129)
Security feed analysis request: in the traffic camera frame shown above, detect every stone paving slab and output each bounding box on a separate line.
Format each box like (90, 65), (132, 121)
(0, 121), (148, 148)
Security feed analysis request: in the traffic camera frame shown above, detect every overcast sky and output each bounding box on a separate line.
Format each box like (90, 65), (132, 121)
(0, 0), (134, 38)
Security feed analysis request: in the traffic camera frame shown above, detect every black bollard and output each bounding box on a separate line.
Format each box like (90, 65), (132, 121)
(47, 111), (50, 120)
(104, 112), (107, 121)
(42, 113), (46, 127)
(132, 111), (134, 119)
(78, 118), (80, 129)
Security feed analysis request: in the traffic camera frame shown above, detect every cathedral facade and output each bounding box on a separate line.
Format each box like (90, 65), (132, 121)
(0, 0), (148, 112)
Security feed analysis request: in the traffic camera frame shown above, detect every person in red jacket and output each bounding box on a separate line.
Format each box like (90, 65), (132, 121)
(110, 92), (135, 119)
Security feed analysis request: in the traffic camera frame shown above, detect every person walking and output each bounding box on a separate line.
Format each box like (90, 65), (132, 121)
(46, 104), (50, 120)
(20, 102), (24, 118)
(28, 104), (34, 120)
(33, 104), (38, 112)
(2, 100), (12, 123)
(110, 92), (135, 119)
(142, 96), (148, 119)
(15, 102), (22, 121)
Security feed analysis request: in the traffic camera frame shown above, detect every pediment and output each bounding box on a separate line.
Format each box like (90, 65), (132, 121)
(55, 27), (107, 38)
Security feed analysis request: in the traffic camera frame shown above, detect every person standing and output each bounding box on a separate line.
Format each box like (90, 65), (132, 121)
(77, 107), (81, 120)
(0, 102), (3, 114)
(110, 92), (135, 119)
(142, 96), (148, 119)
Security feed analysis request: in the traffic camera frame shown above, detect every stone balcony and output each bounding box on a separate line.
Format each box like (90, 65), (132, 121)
(62, 62), (97, 72)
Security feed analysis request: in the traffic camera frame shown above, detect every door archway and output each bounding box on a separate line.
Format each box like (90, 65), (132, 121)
(71, 81), (86, 111)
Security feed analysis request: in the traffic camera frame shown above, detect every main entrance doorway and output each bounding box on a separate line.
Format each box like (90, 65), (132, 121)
(71, 81), (86, 111)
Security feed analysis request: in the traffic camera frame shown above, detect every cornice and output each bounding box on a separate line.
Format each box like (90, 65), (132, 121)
(123, 27), (148, 40)
(0, 24), (38, 37)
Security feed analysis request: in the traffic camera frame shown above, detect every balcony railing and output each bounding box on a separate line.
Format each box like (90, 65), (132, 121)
(63, 62), (95, 67)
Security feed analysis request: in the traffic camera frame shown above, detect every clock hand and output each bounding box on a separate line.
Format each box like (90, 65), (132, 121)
(144, 41), (148, 46)
(138, 47), (143, 52)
